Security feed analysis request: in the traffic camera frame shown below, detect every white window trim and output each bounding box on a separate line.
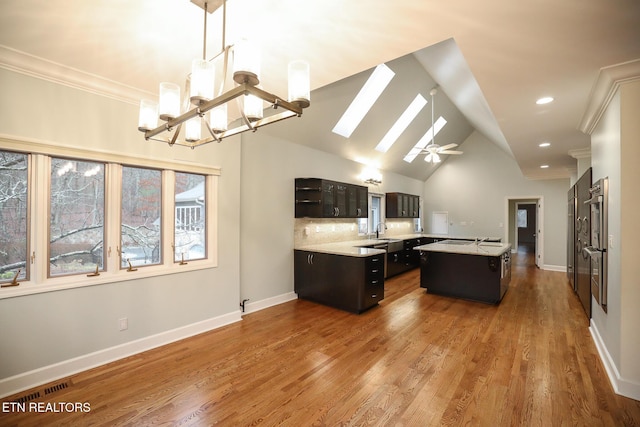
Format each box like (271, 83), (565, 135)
(0, 134), (219, 300)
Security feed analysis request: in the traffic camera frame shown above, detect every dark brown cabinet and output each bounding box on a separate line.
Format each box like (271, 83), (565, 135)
(295, 178), (368, 218)
(386, 237), (425, 278)
(294, 250), (384, 313)
(386, 192), (420, 218)
(419, 251), (510, 304)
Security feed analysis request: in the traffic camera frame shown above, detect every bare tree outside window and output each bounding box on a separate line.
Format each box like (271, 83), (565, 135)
(0, 150), (28, 282)
(121, 166), (162, 268)
(174, 173), (206, 262)
(49, 158), (105, 276)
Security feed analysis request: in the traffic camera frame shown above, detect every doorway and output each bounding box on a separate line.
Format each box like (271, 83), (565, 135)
(506, 197), (543, 268)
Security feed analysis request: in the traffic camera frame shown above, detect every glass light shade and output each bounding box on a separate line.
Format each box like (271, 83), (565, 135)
(244, 93), (263, 122)
(190, 59), (215, 105)
(159, 82), (181, 121)
(138, 99), (158, 131)
(185, 116), (201, 142)
(208, 104), (228, 133)
(288, 60), (310, 108)
(233, 39), (261, 85)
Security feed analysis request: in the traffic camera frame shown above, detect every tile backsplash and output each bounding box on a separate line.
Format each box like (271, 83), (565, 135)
(294, 218), (416, 246)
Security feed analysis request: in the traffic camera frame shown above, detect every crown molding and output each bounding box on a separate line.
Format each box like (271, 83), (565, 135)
(568, 147), (591, 160)
(578, 58), (640, 135)
(0, 44), (154, 106)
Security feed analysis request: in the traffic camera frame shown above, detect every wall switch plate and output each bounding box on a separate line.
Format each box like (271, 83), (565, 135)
(609, 235), (614, 248)
(119, 318), (128, 331)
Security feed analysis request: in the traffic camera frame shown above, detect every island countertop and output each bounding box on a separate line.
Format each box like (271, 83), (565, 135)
(414, 240), (512, 257)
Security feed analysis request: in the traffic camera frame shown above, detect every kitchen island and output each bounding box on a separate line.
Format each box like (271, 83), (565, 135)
(414, 239), (512, 304)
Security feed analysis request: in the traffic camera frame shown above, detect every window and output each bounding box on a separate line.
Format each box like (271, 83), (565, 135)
(174, 173), (206, 262)
(121, 166), (162, 268)
(358, 193), (385, 236)
(49, 158), (105, 277)
(0, 151), (28, 283)
(517, 209), (527, 228)
(0, 138), (219, 297)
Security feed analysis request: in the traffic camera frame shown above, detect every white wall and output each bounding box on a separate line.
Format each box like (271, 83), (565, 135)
(0, 70), (242, 389)
(590, 80), (640, 398)
(422, 131), (569, 267)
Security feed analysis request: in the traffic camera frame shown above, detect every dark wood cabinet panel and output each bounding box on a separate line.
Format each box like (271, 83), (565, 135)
(419, 251), (510, 304)
(295, 178), (368, 218)
(386, 192), (420, 218)
(294, 250), (384, 313)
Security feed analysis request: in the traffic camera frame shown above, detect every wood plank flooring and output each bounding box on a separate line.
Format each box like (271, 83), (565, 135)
(2, 248), (640, 426)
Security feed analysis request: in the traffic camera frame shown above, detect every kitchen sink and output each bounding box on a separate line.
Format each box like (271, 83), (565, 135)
(439, 239), (475, 245)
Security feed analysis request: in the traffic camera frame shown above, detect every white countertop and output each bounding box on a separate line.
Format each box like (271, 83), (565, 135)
(414, 240), (512, 257)
(295, 240), (387, 257)
(295, 235), (506, 258)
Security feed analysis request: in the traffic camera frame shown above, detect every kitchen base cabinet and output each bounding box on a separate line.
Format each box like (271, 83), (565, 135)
(419, 251), (510, 304)
(294, 250), (384, 313)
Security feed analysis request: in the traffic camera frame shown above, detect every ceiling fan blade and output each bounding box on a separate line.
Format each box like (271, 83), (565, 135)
(440, 150), (463, 155)
(438, 143), (458, 151)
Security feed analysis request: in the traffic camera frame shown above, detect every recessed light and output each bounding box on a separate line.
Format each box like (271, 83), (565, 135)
(539, 142), (551, 147)
(536, 97), (554, 105)
(540, 164), (549, 169)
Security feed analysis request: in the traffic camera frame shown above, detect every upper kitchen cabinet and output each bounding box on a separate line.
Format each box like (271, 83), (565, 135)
(386, 192), (420, 218)
(295, 178), (368, 218)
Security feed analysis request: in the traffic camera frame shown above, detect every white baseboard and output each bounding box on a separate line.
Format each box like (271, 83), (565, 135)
(242, 292), (298, 315)
(0, 311), (242, 399)
(590, 321), (640, 401)
(543, 264), (566, 272)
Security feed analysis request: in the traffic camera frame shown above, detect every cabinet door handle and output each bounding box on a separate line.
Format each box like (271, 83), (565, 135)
(372, 280), (379, 284)
(372, 269), (379, 273)
(372, 294), (378, 298)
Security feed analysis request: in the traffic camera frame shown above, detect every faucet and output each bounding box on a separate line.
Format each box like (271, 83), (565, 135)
(376, 222), (387, 239)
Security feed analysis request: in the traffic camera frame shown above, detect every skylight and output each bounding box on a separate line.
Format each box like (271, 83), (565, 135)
(332, 64), (395, 138)
(374, 94), (428, 153)
(403, 116), (447, 163)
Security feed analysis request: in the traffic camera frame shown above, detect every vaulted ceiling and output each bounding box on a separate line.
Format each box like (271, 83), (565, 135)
(1, 0), (639, 181)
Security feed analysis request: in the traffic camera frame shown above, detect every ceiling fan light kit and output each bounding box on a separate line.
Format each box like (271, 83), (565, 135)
(137, 0), (310, 148)
(422, 87), (463, 163)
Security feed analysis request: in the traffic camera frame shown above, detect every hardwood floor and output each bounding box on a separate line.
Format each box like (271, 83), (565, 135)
(2, 250), (640, 426)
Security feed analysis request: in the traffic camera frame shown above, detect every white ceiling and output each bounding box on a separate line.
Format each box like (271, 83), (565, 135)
(1, 0), (639, 181)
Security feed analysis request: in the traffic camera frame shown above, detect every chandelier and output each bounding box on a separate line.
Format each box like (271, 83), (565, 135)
(137, 0), (310, 147)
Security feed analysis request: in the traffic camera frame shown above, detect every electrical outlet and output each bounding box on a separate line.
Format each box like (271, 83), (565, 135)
(119, 317), (128, 331)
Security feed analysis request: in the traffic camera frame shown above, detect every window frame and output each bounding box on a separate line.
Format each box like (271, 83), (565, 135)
(0, 136), (220, 299)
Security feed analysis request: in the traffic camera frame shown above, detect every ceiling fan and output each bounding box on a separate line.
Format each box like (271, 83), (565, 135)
(421, 87), (463, 163)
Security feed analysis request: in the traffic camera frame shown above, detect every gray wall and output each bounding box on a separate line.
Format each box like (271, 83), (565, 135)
(422, 131), (569, 268)
(590, 80), (640, 387)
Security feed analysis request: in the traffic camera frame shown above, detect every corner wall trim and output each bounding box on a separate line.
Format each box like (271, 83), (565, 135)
(0, 311), (242, 399)
(590, 321), (640, 401)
